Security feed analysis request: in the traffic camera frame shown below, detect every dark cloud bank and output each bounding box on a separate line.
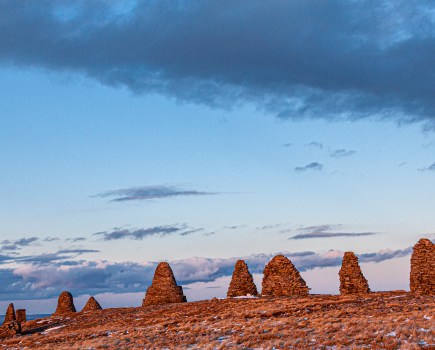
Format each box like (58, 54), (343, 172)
(1, 1), (435, 128)
(0, 243), (414, 300)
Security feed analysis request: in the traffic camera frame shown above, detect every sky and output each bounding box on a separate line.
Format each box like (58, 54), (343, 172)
(0, 0), (435, 314)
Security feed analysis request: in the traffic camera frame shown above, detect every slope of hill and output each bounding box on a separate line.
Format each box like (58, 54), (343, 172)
(1, 292), (434, 349)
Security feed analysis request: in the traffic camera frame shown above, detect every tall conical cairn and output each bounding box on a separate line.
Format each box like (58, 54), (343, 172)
(142, 262), (187, 306)
(81, 296), (102, 313)
(261, 255), (309, 296)
(53, 291), (77, 315)
(339, 252), (370, 295)
(2, 303), (16, 325)
(227, 260), (258, 297)
(0, 303), (21, 339)
(410, 238), (434, 295)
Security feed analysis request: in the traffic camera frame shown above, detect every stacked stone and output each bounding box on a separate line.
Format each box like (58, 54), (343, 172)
(53, 291), (77, 315)
(227, 260), (258, 297)
(0, 303), (21, 339)
(142, 262), (187, 306)
(3, 304), (16, 324)
(81, 296), (102, 312)
(410, 238), (435, 295)
(339, 252), (370, 295)
(16, 309), (26, 323)
(261, 255), (309, 296)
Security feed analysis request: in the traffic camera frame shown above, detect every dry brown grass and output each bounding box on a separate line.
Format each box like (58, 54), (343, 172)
(0, 291), (433, 349)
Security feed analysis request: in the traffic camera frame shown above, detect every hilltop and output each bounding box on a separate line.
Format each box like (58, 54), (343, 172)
(1, 291), (433, 349)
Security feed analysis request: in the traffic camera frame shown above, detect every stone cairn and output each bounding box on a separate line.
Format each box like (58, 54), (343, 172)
(53, 291), (77, 315)
(16, 309), (26, 323)
(261, 255), (309, 296)
(339, 252), (370, 295)
(81, 296), (102, 312)
(227, 260), (258, 297)
(142, 262), (187, 307)
(3, 303), (16, 324)
(410, 238), (435, 295)
(0, 303), (21, 339)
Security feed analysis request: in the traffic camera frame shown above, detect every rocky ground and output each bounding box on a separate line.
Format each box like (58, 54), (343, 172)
(1, 291), (434, 349)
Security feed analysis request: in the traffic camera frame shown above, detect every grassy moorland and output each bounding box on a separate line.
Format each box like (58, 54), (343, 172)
(1, 291), (434, 349)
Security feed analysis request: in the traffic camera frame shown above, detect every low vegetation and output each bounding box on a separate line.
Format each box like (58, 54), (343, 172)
(1, 291), (434, 349)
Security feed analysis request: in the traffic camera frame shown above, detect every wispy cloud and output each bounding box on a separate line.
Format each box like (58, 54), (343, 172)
(94, 225), (202, 241)
(418, 162), (435, 172)
(0, 249), (99, 266)
(43, 237), (60, 242)
(0, 237), (39, 251)
(256, 224), (283, 230)
(294, 162), (323, 172)
(1, 1), (434, 128)
(330, 149), (356, 158)
(290, 224), (378, 240)
(66, 237), (87, 243)
(223, 225), (248, 230)
(93, 185), (218, 202)
(307, 141), (324, 149)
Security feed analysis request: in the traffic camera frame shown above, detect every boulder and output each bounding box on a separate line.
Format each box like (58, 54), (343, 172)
(339, 252), (370, 295)
(81, 296), (102, 312)
(142, 262), (187, 306)
(261, 255), (309, 296)
(227, 260), (258, 297)
(410, 238), (435, 295)
(53, 291), (76, 315)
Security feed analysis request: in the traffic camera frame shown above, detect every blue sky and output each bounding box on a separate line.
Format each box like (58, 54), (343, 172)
(0, 0), (434, 313)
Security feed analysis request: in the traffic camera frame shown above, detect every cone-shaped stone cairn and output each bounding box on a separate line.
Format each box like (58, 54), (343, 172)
(0, 303), (21, 339)
(339, 252), (370, 295)
(261, 255), (309, 296)
(81, 296), (102, 313)
(3, 303), (16, 325)
(53, 291), (77, 315)
(142, 262), (187, 306)
(410, 238), (435, 295)
(227, 260), (258, 297)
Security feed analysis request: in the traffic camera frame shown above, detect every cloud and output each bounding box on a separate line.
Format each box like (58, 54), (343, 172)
(43, 237), (60, 242)
(93, 185), (217, 202)
(294, 162), (323, 172)
(222, 225), (248, 230)
(256, 224), (283, 230)
(307, 141), (324, 149)
(419, 162), (435, 171)
(94, 225), (202, 241)
(16, 249), (99, 265)
(283, 143), (294, 147)
(0, 243), (416, 300)
(66, 237), (87, 242)
(330, 149), (357, 158)
(0, 237), (39, 251)
(0, 1), (434, 128)
(290, 224), (378, 240)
